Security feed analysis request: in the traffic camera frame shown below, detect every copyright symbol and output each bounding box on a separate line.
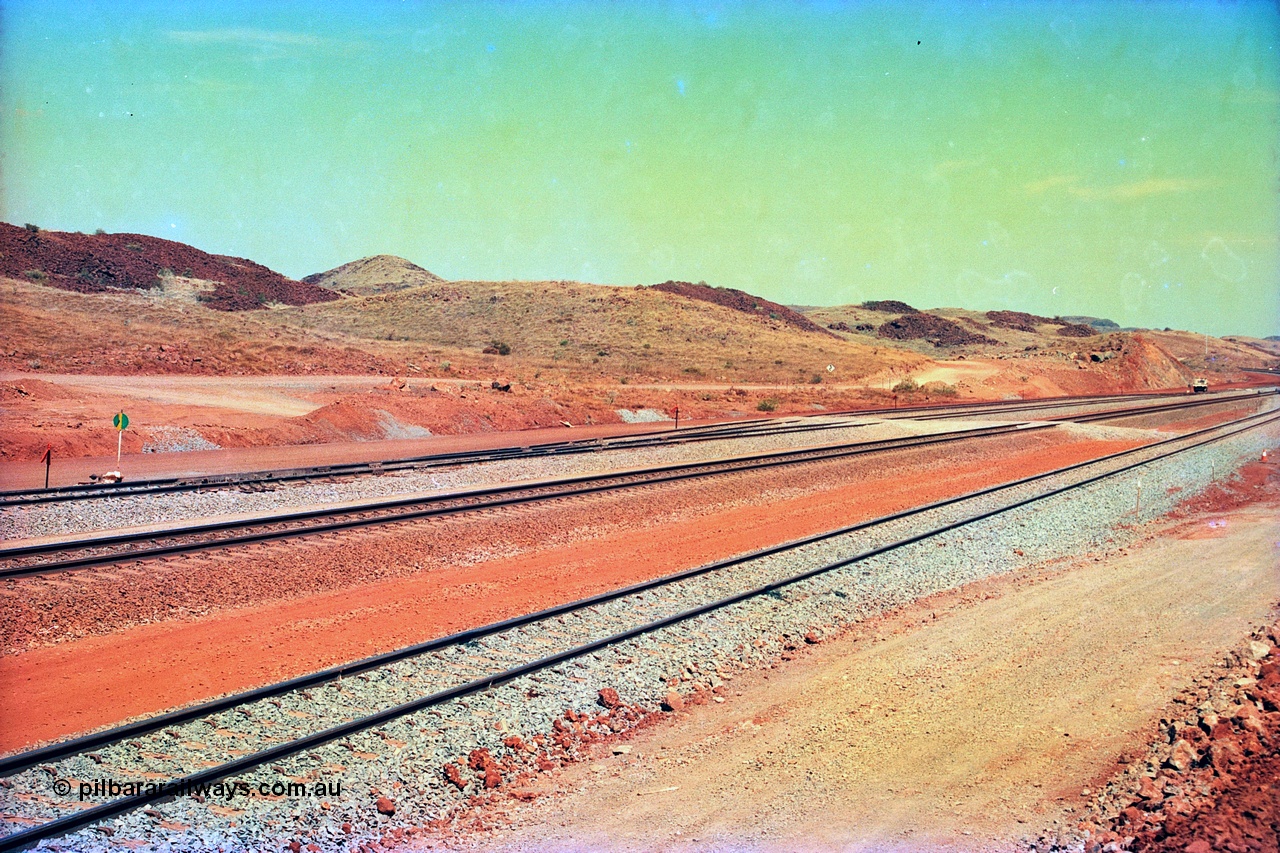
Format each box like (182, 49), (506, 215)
(53, 779), (71, 796)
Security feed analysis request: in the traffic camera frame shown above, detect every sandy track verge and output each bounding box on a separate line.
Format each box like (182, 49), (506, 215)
(0, 434), (1139, 751)
(450, 481), (1280, 851)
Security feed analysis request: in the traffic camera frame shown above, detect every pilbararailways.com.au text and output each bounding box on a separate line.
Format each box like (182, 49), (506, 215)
(59, 777), (342, 802)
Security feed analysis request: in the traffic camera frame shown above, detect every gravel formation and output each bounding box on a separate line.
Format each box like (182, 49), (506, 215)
(139, 427), (222, 454)
(2, 405), (1276, 852)
(614, 409), (670, 424)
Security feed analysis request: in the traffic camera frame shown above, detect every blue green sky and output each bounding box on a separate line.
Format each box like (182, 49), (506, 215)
(3, 1), (1278, 336)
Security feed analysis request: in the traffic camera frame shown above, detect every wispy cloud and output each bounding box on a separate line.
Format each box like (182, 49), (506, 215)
(931, 158), (983, 177)
(1022, 175), (1076, 195)
(1024, 175), (1214, 201)
(1067, 178), (1215, 201)
(167, 29), (327, 47)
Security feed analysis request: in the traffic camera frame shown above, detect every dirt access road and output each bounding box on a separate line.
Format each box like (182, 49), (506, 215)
(440, 466), (1280, 853)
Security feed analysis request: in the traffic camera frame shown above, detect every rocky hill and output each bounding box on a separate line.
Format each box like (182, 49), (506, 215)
(805, 302), (1112, 356)
(646, 281), (836, 337)
(302, 255), (445, 296)
(0, 222), (335, 310)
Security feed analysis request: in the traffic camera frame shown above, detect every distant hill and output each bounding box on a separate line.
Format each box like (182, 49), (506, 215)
(0, 222), (336, 311)
(645, 281), (836, 337)
(303, 255), (445, 296)
(802, 303), (1109, 355)
(271, 278), (921, 383)
(860, 300), (918, 314)
(1059, 316), (1121, 331)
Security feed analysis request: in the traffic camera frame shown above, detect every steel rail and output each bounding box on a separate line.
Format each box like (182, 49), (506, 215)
(9, 403), (1275, 774)
(0, 421), (1051, 577)
(4, 390), (1270, 578)
(0, 388), (1216, 506)
(1, 405), (1275, 851)
(914, 388), (1267, 422)
(0, 417), (862, 507)
(1051, 391), (1271, 424)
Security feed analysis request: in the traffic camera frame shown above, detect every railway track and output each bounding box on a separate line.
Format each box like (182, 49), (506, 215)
(0, 420), (1051, 579)
(3, 388), (1256, 508)
(1, 401), (1276, 851)
(1037, 390), (1270, 424)
(2, 391), (1270, 580)
(0, 415), (870, 507)
(915, 388), (1269, 422)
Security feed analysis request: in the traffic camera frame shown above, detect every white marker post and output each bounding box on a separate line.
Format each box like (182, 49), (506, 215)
(112, 411), (129, 466)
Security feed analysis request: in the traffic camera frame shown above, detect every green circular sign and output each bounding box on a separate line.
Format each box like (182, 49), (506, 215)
(113, 412), (129, 430)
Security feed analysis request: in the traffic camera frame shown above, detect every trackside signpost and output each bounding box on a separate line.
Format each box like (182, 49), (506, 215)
(113, 411), (129, 466)
(40, 440), (52, 489)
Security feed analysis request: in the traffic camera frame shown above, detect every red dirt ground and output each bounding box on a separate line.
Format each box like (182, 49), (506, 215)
(0, 436), (1143, 752)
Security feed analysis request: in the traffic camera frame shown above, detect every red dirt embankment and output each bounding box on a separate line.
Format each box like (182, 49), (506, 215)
(0, 373), (883, 464)
(0, 222), (335, 310)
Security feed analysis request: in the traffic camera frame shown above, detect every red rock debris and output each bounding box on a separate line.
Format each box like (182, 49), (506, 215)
(442, 763), (467, 790)
(1077, 625), (1280, 853)
(438, 690), (663, 797)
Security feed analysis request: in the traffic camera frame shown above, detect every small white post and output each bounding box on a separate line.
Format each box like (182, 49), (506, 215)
(1135, 480), (1141, 514)
(117, 429), (123, 466)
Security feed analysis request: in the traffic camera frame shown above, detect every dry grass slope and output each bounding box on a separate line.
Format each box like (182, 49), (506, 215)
(0, 277), (400, 376)
(1145, 330), (1280, 380)
(302, 255), (445, 297)
(275, 280), (926, 384)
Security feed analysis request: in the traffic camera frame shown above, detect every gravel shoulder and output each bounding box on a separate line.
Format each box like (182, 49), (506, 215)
(453, 472), (1280, 852)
